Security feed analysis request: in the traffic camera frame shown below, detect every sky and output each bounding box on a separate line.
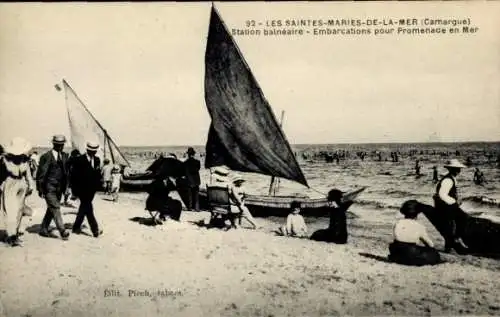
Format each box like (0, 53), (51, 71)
(0, 2), (499, 147)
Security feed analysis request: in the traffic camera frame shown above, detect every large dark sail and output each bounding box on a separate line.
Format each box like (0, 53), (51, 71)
(204, 7), (308, 187)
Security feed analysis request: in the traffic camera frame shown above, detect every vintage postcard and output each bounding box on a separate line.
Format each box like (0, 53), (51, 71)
(0, 1), (499, 316)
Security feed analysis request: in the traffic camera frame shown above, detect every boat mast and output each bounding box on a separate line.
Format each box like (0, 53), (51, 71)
(268, 110), (285, 195)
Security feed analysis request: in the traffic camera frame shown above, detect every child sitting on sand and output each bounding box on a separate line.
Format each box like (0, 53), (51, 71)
(110, 165), (121, 202)
(388, 200), (442, 266)
(279, 201), (308, 238)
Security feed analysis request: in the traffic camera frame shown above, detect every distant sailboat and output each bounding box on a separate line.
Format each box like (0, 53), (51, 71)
(200, 6), (365, 217)
(61, 79), (130, 167)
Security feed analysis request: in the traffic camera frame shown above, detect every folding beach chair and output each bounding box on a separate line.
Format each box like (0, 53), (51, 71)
(206, 185), (241, 228)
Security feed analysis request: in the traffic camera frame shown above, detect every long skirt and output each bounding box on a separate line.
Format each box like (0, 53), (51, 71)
(0, 177), (30, 238)
(388, 241), (442, 266)
(310, 228), (347, 244)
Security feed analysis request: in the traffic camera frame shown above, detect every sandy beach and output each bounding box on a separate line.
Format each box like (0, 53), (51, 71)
(1, 193), (500, 317)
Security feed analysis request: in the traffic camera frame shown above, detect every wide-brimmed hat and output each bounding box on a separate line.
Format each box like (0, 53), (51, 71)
(52, 134), (66, 144)
(86, 141), (100, 151)
(5, 137), (31, 156)
(212, 165), (230, 176)
(399, 200), (421, 218)
(444, 159), (466, 169)
(112, 164), (121, 171)
(187, 147), (196, 155)
(231, 173), (245, 183)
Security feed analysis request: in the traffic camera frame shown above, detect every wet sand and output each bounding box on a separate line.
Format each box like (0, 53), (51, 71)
(1, 193), (500, 316)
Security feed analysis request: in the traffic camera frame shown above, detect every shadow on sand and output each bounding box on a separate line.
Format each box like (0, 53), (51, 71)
(25, 223), (85, 236)
(129, 216), (159, 227)
(358, 252), (392, 264)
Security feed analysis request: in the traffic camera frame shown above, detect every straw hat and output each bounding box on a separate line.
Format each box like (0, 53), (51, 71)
(86, 141), (99, 151)
(112, 164), (121, 172)
(212, 165), (230, 176)
(5, 137), (31, 156)
(52, 135), (66, 144)
(444, 159), (466, 169)
(231, 173), (245, 183)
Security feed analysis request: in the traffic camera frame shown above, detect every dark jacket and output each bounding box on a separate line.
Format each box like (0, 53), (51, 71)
(36, 150), (69, 194)
(145, 178), (177, 211)
(183, 157), (201, 187)
(71, 154), (101, 198)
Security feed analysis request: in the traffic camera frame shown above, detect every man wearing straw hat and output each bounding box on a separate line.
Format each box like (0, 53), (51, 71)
(36, 135), (70, 240)
(71, 141), (103, 238)
(433, 159), (469, 253)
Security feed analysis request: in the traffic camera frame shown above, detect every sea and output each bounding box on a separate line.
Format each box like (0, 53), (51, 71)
(35, 142), (500, 221)
(115, 142), (500, 220)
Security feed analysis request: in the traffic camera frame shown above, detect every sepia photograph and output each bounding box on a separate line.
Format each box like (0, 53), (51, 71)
(0, 1), (499, 316)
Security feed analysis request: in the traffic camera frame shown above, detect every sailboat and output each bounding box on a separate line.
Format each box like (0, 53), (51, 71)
(61, 79), (130, 167)
(60, 79), (178, 192)
(198, 6), (365, 217)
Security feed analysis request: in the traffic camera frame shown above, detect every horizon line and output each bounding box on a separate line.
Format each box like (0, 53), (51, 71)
(31, 139), (500, 148)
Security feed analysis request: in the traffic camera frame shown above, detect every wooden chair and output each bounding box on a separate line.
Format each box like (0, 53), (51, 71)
(206, 185), (241, 228)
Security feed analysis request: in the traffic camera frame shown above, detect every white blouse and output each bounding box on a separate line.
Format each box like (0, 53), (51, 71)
(393, 218), (434, 247)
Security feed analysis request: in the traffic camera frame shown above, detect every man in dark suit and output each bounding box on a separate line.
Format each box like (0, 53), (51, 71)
(183, 147), (201, 211)
(36, 135), (70, 240)
(71, 141), (103, 237)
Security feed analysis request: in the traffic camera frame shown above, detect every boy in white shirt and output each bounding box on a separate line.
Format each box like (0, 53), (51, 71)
(280, 201), (308, 238)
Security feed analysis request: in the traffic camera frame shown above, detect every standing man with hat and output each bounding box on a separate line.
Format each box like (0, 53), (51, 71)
(71, 141), (103, 237)
(183, 147), (201, 211)
(36, 135), (70, 240)
(433, 159), (469, 253)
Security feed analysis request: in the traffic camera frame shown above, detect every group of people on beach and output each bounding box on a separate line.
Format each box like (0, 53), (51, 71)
(0, 135), (105, 246)
(198, 158), (473, 268)
(0, 135), (491, 267)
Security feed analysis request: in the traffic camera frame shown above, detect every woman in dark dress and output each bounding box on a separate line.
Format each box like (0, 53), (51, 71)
(310, 189), (353, 244)
(145, 176), (182, 222)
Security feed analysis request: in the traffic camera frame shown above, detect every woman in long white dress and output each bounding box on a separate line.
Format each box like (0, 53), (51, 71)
(0, 137), (35, 247)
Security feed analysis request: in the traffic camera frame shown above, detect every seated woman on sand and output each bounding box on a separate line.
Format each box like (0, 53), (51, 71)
(279, 201), (308, 238)
(209, 166), (258, 230)
(388, 200), (442, 266)
(145, 175), (182, 223)
(310, 189), (352, 244)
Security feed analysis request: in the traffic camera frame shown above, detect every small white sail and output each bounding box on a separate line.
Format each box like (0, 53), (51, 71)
(62, 79), (130, 167)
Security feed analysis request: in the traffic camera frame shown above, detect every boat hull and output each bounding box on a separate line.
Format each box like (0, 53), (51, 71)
(198, 188), (331, 218)
(120, 178), (153, 192)
(417, 200), (500, 258)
